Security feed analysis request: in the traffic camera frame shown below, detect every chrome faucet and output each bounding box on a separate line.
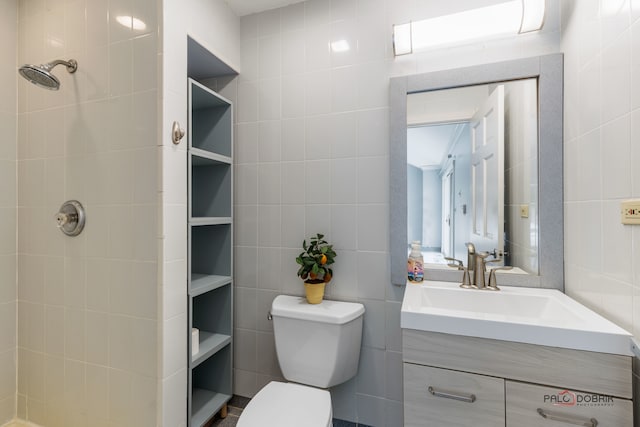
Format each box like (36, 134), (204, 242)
(448, 244), (507, 290)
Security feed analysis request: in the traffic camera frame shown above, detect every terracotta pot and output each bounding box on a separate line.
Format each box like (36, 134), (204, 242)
(304, 281), (326, 304)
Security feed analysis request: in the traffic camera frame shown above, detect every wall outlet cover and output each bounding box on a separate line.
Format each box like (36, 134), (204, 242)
(620, 199), (640, 225)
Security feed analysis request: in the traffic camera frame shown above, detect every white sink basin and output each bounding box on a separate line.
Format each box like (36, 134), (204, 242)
(401, 281), (632, 356)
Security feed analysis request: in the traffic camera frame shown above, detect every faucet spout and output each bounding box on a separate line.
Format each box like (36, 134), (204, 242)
(465, 242), (476, 272)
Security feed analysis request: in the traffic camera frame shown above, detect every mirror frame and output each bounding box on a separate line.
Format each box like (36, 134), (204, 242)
(390, 54), (564, 290)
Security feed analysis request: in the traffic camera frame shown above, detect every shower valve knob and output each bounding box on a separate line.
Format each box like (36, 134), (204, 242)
(55, 200), (86, 237)
(55, 212), (76, 227)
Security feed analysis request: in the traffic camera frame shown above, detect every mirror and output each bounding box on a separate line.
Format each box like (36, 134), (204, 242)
(407, 78), (538, 274)
(390, 54), (564, 290)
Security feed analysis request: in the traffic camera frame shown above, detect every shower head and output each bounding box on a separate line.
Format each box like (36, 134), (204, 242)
(18, 59), (78, 90)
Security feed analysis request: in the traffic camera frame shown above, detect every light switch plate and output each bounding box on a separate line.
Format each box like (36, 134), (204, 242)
(520, 204), (529, 218)
(621, 199), (640, 225)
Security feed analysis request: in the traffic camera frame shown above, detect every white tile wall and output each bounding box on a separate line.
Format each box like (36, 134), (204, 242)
(235, 1), (561, 425)
(0, 0), (17, 424)
(562, 0), (640, 337)
(14, 0), (160, 424)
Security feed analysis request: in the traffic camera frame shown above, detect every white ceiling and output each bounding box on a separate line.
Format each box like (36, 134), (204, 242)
(225, 0), (306, 16)
(407, 124), (464, 169)
(406, 85), (488, 170)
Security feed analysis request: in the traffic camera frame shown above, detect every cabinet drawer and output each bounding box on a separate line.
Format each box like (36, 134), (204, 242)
(404, 363), (505, 427)
(506, 381), (633, 427)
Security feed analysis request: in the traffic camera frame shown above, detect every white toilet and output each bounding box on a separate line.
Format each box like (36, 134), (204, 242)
(237, 295), (365, 427)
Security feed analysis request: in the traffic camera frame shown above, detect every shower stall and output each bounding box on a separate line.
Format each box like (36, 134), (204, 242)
(0, 0), (241, 426)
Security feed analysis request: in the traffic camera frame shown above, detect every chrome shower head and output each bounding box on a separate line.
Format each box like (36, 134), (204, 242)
(18, 59), (78, 90)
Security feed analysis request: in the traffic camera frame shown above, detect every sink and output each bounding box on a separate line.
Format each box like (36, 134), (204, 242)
(401, 281), (632, 356)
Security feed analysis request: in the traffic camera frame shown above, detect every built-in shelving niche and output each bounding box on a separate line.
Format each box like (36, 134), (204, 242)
(186, 35), (237, 427)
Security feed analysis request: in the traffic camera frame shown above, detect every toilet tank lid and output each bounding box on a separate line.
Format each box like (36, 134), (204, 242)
(271, 295), (365, 324)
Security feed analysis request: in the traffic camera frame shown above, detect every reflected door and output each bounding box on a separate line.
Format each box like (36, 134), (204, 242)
(441, 166), (454, 257)
(470, 85), (504, 256)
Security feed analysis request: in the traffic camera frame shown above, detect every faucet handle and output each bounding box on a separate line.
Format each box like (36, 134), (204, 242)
(486, 266), (514, 291)
(444, 257), (463, 269)
(473, 252), (490, 289)
(445, 257), (475, 289)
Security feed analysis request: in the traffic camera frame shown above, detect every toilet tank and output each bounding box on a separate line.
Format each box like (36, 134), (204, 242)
(271, 295), (365, 388)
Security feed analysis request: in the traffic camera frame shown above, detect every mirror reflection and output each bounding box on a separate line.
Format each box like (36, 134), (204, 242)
(407, 78), (539, 274)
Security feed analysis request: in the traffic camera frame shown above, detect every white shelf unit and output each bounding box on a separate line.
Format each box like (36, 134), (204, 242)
(187, 78), (233, 427)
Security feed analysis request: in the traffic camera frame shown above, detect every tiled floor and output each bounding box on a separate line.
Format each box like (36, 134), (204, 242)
(208, 396), (248, 427)
(208, 405), (241, 427)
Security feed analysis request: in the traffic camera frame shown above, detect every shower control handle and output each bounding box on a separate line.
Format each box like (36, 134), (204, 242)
(55, 200), (86, 237)
(55, 212), (77, 228)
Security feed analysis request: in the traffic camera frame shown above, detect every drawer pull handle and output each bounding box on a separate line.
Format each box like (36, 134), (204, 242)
(537, 408), (598, 427)
(427, 386), (476, 403)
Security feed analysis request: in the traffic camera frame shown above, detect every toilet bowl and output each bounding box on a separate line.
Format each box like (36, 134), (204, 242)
(237, 295), (365, 427)
(237, 381), (332, 427)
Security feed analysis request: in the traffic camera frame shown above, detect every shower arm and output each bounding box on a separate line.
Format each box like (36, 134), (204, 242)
(44, 59), (78, 73)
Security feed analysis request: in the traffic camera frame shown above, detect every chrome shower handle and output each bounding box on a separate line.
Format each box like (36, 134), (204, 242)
(54, 200), (86, 237)
(55, 212), (77, 228)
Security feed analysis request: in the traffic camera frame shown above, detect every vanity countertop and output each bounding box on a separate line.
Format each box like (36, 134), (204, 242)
(401, 281), (633, 356)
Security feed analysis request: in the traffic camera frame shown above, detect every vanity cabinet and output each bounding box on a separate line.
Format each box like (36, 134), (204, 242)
(187, 78), (233, 427)
(403, 329), (634, 427)
(404, 364), (504, 426)
(505, 381), (633, 426)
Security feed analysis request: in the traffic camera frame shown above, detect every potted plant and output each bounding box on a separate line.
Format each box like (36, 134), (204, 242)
(296, 233), (337, 304)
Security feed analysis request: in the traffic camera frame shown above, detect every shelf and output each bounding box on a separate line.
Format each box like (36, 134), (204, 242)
(191, 148), (231, 165)
(191, 158), (231, 218)
(190, 79), (232, 110)
(190, 274), (231, 296)
(189, 79), (232, 157)
(190, 217), (232, 226)
(191, 389), (231, 427)
(192, 332), (231, 368)
(192, 285), (231, 336)
(190, 223), (232, 278)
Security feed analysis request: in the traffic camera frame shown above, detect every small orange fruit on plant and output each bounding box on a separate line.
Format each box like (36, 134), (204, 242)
(295, 233), (336, 284)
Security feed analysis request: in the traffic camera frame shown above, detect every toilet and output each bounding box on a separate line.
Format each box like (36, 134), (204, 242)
(237, 295), (365, 427)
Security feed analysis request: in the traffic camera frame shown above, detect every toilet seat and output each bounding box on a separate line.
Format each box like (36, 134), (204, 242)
(237, 381), (332, 427)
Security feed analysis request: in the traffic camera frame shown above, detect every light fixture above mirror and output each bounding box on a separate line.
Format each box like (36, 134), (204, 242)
(392, 0), (546, 56)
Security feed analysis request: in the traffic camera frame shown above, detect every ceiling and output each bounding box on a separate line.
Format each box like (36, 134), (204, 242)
(225, 0), (306, 16)
(407, 124), (465, 169)
(406, 85), (488, 170)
